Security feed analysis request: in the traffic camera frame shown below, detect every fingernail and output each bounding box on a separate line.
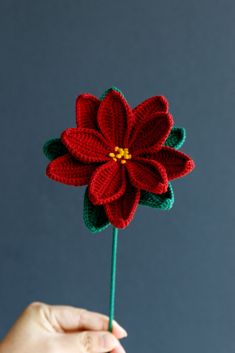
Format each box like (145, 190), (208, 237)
(119, 326), (128, 337)
(102, 333), (116, 349)
(115, 342), (126, 353)
(114, 320), (128, 337)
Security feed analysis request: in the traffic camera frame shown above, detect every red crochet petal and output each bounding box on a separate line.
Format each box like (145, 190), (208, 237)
(105, 179), (140, 229)
(126, 157), (168, 194)
(133, 95), (168, 126)
(129, 113), (173, 155)
(61, 128), (110, 163)
(76, 94), (100, 129)
(97, 89), (134, 147)
(88, 161), (126, 205)
(152, 146), (195, 180)
(46, 154), (97, 186)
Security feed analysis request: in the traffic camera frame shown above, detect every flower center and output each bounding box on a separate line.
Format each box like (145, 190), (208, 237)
(108, 146), (132, 164)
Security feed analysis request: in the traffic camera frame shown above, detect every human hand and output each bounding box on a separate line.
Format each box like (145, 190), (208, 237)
(0, 302), (127, 353)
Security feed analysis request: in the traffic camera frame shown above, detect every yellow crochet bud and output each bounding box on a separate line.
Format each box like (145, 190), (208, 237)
(109, 147), (131, 164)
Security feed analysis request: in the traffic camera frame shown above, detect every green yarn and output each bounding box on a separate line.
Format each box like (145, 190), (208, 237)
(83, 187), (110, 233)
(139, 182), (174, 210)
(43, 138), (67, 161)
(165, 127), (186, 150)
(108, 227), (118, 333)
(100, 86), (125, 101)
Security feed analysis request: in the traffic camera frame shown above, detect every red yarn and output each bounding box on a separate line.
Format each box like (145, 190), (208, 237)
(46, 89), (195, 228)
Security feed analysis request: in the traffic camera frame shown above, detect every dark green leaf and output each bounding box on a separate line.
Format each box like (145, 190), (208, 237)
(83, 187), (110, 233)
(139, 183), (174, 210)
(165, 127), (186, 150)
(43, 138), (67, 161)
(100, 86), (125, 101)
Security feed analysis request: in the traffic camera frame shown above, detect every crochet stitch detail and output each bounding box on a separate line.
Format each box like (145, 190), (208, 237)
(140, 182), (174, 210)
(165, 127), (186, 150)
(83, 187), (110, 233)
(108, 146), (132, 164)
(43, 87), (195, 230)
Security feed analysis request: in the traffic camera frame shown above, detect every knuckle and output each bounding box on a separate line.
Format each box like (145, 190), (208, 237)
(24, 301), (47, 318)
(27, 301), (45, 310)
(28, 301), (44, 308)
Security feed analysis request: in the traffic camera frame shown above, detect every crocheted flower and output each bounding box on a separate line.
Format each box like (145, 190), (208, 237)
(43, 87), (194, 230)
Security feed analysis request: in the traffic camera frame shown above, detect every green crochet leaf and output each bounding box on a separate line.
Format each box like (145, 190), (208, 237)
(165, 127), (186, 150)
(83, 187), (110, 233)
(43, 138), (68, 161)
(100, 86), (125, 101)
(139, 182), (174, 210)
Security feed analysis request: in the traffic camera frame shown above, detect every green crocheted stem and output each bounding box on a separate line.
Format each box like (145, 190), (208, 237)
(108, 227), (119, 333)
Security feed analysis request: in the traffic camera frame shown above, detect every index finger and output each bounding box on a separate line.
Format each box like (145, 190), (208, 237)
(45, 304), (127, 339)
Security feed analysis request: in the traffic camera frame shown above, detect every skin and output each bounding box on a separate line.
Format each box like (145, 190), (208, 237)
(0, 302), (127, 353)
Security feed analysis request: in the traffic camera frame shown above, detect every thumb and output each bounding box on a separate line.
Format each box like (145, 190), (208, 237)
(67, 330), (123, 353)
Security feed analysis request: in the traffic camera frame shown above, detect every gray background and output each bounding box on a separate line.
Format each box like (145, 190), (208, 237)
(0, 0), (234, 352)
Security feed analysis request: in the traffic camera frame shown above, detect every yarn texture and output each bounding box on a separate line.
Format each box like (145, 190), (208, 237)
(43, 87), (195, 230)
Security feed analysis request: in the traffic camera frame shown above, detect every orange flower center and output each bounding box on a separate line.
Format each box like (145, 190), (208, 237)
(108, 146), (132, 164)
